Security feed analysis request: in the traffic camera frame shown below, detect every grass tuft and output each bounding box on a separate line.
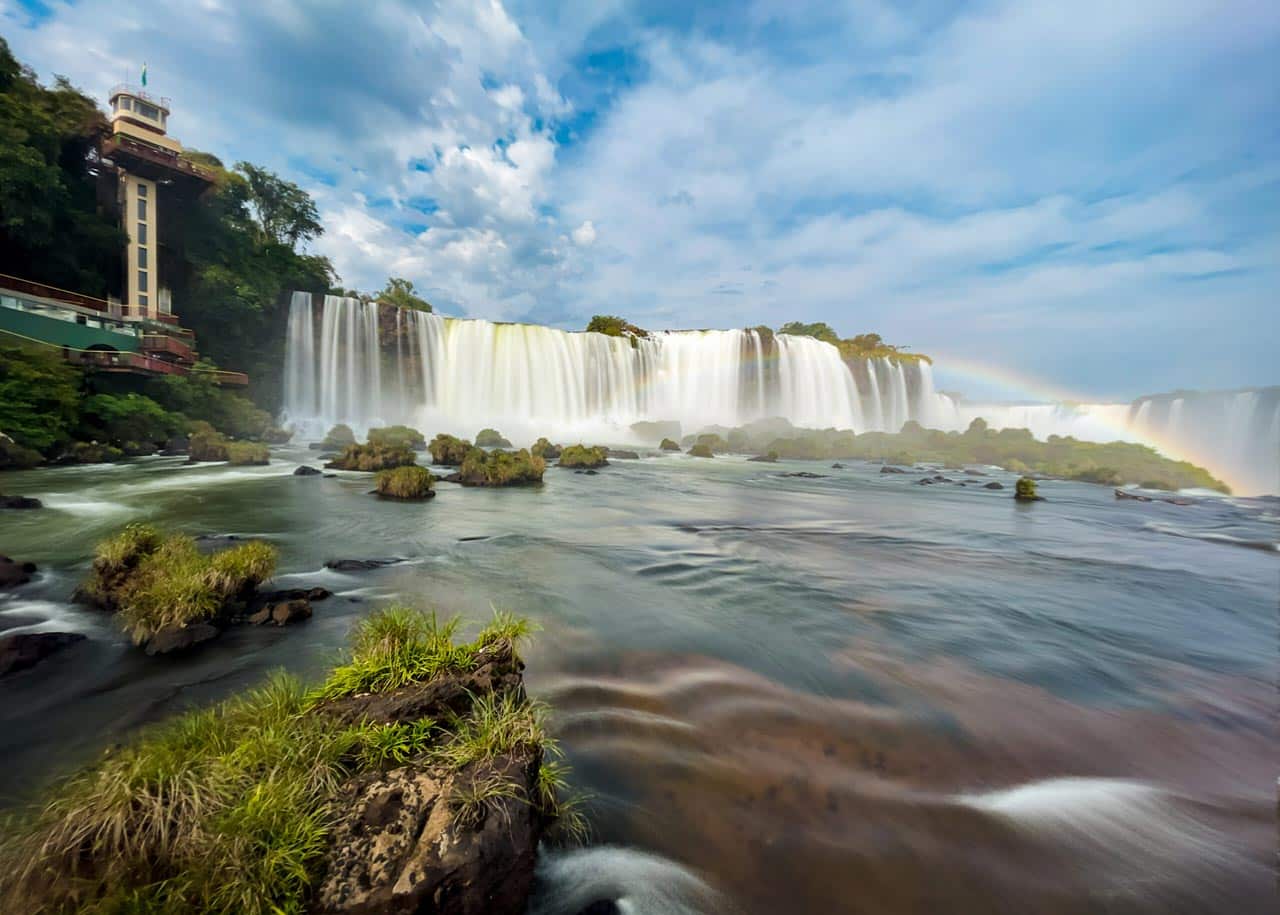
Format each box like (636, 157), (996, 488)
(374, 465), (435, 499)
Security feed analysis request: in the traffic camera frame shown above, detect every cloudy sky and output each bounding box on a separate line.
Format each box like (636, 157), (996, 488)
(3, 0), (1277, 400)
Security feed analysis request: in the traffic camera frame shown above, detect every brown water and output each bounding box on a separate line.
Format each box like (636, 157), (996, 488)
(0, 449), (1275, 913)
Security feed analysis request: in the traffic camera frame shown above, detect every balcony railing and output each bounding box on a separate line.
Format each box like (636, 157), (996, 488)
(141, 333), (195, 362)
(109, 84), (171, 112)
(67, 349), (187, 376)
(102, 134), (214, 181)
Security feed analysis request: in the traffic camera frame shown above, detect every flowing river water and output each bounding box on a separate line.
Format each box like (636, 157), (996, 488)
(0, 448), (1275, 913)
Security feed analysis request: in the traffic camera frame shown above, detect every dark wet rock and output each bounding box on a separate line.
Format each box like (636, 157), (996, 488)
(606, 449), (640, 460)
(879, 466), (908, 474)
(573, 469), (600, 475)
(747, 453), (778, 463)
(659, 438), (681, 452)
(293, 465), (322, 476)
(0, 631), (86, 677)
(324, 558), (403, 572)
(983, 481), (1005, 490)
(831, 463), (847, 469)
(779, 472), (826, 479)
(160, 435), (190, 456)
(964, 469), (987, 476)
(324, 473), (338, 478)
(458, 535), (491, 542)
(442, 472), (464, 483)
(1114, 488), (1194, 506)
(1, 494), (42, 509)
(142, 622), (220, 656)
(576, 902), (622, 915)
(0, 556), (37, 588)
(249, 598), (312, 626)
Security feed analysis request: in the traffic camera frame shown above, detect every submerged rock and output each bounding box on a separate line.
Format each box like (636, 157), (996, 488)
(983, 481), (1005, 490)
(0, 556), (37, 588)
(0, 631), (85, 677)
(879, 466), (908, 474)
(1, 493), (42, 509)
(606, 449), (640, 460)
(747, 452), (779, 463)
(779, 471), (826, 479)
(831, 462), (847, 469)
(143, 623), (220, 656)
(324, 558), (403, 572)
(293, 465), (322, 476)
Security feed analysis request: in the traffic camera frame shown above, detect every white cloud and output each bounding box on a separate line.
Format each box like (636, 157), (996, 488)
(571, 221), (596, 246)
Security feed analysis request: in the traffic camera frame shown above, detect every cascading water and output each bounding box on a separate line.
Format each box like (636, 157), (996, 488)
(281, 294), (1279, 494)
(281, 294), (949, 443)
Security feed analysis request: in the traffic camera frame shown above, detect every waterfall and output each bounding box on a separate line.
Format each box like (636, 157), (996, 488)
(280, 294), (1278, 494)
(280, 294), (940, 442)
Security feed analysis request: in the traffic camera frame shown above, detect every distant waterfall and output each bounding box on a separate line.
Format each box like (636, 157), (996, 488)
(281, 294), (948, 441)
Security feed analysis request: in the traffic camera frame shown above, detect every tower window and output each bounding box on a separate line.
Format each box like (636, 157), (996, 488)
(137, 198), (147, 220)
(138, 247), (148, 269)
(137, 183), (148, 197)
(138, 270), (148, 292)
(138, 223), (147, 244)
(138, 294), (149, 307)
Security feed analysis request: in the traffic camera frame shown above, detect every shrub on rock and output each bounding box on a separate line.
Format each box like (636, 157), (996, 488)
(322, 423), (357, 448)
(0, 437), (43, 469)
(531, 437), (561, 459)
(368, 425), (427, 451)
(375, 465), (436, 500)
(659, 438), (680, 452)
(326, 443), (416, 472)
(558, 445), (609, 469)
(456, 448), (545, 486)
(188, 426), (230, 462)
(429, 433), (472, 466)
(62, 441), (124, 464)
(226, 441), (270, 466)
(1014, 477), (1043, 502)
(688, 443), (715, 458)
(475, 428), (513, 448)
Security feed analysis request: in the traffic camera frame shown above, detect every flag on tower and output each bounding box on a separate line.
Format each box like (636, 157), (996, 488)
(141, 63), (148, 87)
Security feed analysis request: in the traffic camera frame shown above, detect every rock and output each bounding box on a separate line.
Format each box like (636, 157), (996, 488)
(606, 449), (640, 460)
(879, 466), (908, 474)
(983, 481), (1005, 490)
(747, 452), (778, 463)
(293, 465), (322, 476)
(779, 471), (826, 479)
(143, 623), (220, 655)
(1, 494), (43, 509)
(247, 606), (272, 625)
(250, 598), (313, 626)
(576, 902), (622, 915)
(831, 463), (846, 469)
(0, 556), (37, 588)
(964, 468), (987, 476)
(659, 438), (681, 452)
(324, 558), (403, 572)
(324, 473), (338, 478)
(161, 435), (190, 455)
(0, 631), (86, 677)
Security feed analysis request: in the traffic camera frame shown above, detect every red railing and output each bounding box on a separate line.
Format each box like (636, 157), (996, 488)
(0, 272), (111, 314)
(67, 349), (187, 376)
(141, 333), (195, 362)
(102, 135), (215, 182)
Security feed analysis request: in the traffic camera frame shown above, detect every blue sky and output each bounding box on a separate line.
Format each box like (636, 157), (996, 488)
(2, 0), (1277, 401)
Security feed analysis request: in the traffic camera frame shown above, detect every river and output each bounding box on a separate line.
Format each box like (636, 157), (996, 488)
(0, 447), (1275, 913)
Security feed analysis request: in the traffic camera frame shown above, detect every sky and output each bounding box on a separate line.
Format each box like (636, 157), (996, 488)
(2, 0), (1277, 402)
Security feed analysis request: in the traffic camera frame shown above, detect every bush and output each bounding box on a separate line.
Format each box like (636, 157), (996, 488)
(226, 441), (270, 466)
(1014, 477), (1041, 502)
(190, 427), (230, 462)
(475, 428), (512, 448)
(558, 445), (609, 469)
(325, 443), (416, 472)
(63, 441), (124, 464)
(375, 465), (435, 500)
(0, 343), (82, 453)
(659, 438), (680, 452)
(457, 447), (545, 486)
(585, 315), (648, 338)
(322, 423), (357, 448)
(695, 433), (727, 452)
(688, 443), (714, 458)
(77, 393), (182, 448)
(80, 526), (278, 643)
(428, 433), (472, 466)
(0, 436), (44, 469)
(530, 437), (561, 459)
(368, 425), (426, 450)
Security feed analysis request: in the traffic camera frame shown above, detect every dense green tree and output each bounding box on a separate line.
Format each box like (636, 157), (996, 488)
(778, 321), (840, 344)
(235, 162), (323, 248)
(77, 393), (183, 447)
(0, 343), (82, 450)
(375, 277), (431, 312)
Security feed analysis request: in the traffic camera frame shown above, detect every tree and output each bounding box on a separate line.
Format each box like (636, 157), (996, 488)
(376, 277), (431, 312)
(0, 343), (83, 451)
(778, 322), (839, 344)
(235, 162), (323, 248)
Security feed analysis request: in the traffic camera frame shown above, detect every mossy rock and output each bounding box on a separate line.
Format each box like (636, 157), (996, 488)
(530, 437), (562, 460)
(375, 465), (435, 500)
(0, 438), (44, 470)
(659, 438), (680, 452)
(688, 443), (715, 459)
(322, 424), (357, 449)
(62, 442), (124, 464)
(475, 428), (513, 448)
(1014, 477), (1044, 502)
(455, 448), (545, 486)
(368, 425), (427, 451)
(226, 442), (270, 466)
(326, 443), (417, 472)
(428, 434), (472, 466)
(189, 429), (230, 462)
(558, 445), (609, 469)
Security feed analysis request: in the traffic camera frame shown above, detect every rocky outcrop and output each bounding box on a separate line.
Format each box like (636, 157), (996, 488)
(747, 452), (778, 463)
(1, 493), (42, 509)
(247, 598), (312, 626)
(879, 465), (908, 474)
(605, 449), (640, 460)
(659, 438), (681, 452)
(144, 623), (220, 656)
(983, 481), (1005, 490)
(314, 641), (549, 915)
(0, 631), (86, 677)
(324, 558), (404, 572)
(294, 465), (323, 476)
(0, 556), (37, 588)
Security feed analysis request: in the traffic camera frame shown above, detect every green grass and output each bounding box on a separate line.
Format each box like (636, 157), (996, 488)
(321, 423), (356, 447)
(475, 428), (512, 447)
(189, 428), (230, 462)
(374, 465), (435, 499)
(428, 433), (472, 466)
(1014, 477), (1040, 501)
(558, 444), (608, 468)
(325, 443), (416, 472)
(84, 526), (278, 643)
(226, 441), (269, 465)
(367, 425), (426, 450)
(458, 447), (546, 485)
(0, 606), (577, 913)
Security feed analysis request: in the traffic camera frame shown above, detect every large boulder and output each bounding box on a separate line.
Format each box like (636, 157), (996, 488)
(1, 494), (42, 510)
(558, 445), (609, 469)
(0, 556), (37, 588)
(659, 438), (680, 452)
(0, 631), (86, 677)
(143, 622), (220, 655)
(293, 465), (322, 476)
(428, 434), (472, 466)
(0, 436), (43, 469)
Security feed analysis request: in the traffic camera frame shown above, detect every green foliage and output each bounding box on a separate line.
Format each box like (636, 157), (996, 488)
(189, 427), (230, 462)
(778, 321), (839, 344)
(321, 423), (356, 448)
(325, 442), (416, 472)
(660, 437), (680, 451)
(0, 39), (126, 296)
(226, 441), (270, 465)
(1014, 477), (1040, 501)
(530, 436), (561, 459)
(688, 443), (715, 458)
(367, 424), (425, 450)
(146, 370), (273, 440)
(0, 606), (574, 911)
(83, 528), (278, 643)
(375, 277), (432, 312)
(375, 465), (435, 499)
(235, 161), (323, 248)
(558, 444), (609, 468)
(475, 428), (512, 448)
(0, 343), (82, 451)
(428, 433), (472, 466)
(585, 315), (648, 338)
(63, 441), (123, 463)
(458, 446), (546, 485)
(78, 393), (183, 447)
